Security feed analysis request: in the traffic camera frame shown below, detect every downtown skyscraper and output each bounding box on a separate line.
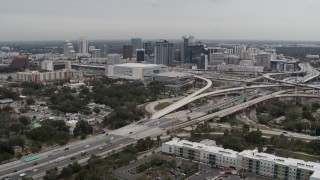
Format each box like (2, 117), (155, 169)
(154, 40), (173, 66)
(78, 37), (88, 55)
(131, 38), (142, 56)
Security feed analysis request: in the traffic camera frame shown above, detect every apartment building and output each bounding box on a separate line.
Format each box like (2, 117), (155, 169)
(162, 138), (320, 180)
(239, 150), (319, 180)
(16, 69), (83, 83)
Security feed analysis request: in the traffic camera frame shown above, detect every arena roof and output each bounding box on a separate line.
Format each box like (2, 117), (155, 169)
(114, 63), (159, 68)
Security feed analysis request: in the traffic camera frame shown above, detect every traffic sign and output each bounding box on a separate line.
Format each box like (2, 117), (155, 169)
(25, 155), (39, 162)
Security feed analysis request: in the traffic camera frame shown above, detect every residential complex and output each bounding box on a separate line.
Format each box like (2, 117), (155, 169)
(16, 69), (83, 82)
(162, 138), (320, 180)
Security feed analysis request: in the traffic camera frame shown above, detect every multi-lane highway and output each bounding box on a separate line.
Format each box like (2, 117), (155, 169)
(0, 134), (134, 179)
(2, 64), (320, 179)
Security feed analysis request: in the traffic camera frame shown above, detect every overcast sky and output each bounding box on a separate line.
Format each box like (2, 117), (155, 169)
(1, 0), (320, 41)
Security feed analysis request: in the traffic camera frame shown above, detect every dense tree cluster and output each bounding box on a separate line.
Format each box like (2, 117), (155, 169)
(257, 99), (320, 135)
(0, 86), (20, 100)
(73, 120), (93, 139)
(27, 120), (70, 146)
(20, 82), (45, 96)
(275, 47), (320, 61)
(0, 109), (30, 162)
(90, 79), (158, 108)
(0, 66), (22, 73)
(103, 105), (144, 129)
(49, 86), (91, 114)
(270, 135), (320, 156)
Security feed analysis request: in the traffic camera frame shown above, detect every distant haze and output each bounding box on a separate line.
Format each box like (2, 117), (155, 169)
(1, 0), (320, 41)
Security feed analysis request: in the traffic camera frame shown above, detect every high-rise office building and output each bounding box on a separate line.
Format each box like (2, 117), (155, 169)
(89, 46), (96, 53)
(189, 45), (205, 63)
(63, 40), (71, 56)
(100, 44), (109, 58)
(234, 45), (240, 56)
(63, 40), (76, 59)
(131, 38), (142, 56)
(122, 44), (133, 59)
(224, 55), (240, 65)
(239, 45), (247, 52)
(78, 37), (88, 55)
(227, 48), (234, 55)
(210, 53), (227, 65)
(106, 54), (120, 65)
(136, 49), (145, 62)
(181, 35), (196, 63)
(256, 52), (272, 69)
(247, 47), (260, 58)
(154, 40), (174, 65)
(174, 49), (181, 61)
(11, 56), (29, 69)
(143, 41), (153, 56)
(92, 49), (101, 58)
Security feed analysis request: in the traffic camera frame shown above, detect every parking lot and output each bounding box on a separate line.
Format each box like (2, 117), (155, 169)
(186, 163), (271, 180)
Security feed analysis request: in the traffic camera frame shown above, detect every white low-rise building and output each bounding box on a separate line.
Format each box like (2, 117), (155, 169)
(162, 138), (239, 168)
(106, 63), (165, 81)
(217, 63), (264, 72)
(162, 138), (320, 180)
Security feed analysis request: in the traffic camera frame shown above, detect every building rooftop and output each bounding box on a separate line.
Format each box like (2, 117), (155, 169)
(239, 149), (320, 172)
(154, 71), (194, 78)
(0, 98), (13, 104)
(115, 63), (159, 68)
(166, 138), (238, 158)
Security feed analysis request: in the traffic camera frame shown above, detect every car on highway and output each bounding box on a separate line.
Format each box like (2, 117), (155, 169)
(70, 157), (76, 160)
(129, 132), (133, 134)
(110, 137), (114, 140)
(64, 147), (69, 151)
(13, 170), (18, 173)
(84, 145), (90, 149)
(33, 169), (38, 172)
(81, 151), (87, 156)
(99, 146), (103, 150)
(3, 176), (10, 180)
(33, 162), (38, 166)
(19, 173), (26, 177)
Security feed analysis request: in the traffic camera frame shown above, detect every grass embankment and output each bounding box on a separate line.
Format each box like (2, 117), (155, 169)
(154, 102), (172, 111)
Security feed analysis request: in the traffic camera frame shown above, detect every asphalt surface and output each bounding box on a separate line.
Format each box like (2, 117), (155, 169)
(1, 135), (134, 179)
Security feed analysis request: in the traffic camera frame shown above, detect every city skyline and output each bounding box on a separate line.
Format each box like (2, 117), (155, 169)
(0, 0), (320, 41)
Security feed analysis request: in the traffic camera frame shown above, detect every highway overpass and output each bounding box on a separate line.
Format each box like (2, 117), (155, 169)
(151, 84), (293, 119)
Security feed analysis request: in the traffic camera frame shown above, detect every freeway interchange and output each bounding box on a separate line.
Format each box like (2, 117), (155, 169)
(1, 63), (320, 179)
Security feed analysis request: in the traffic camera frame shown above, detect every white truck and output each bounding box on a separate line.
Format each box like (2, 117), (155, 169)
(54, 156), (65, 163)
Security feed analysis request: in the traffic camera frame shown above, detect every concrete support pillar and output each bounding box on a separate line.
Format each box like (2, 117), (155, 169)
(313, 89), (315, 95)
(295, 86), (297, 94)
(225, 92), (228, 99)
